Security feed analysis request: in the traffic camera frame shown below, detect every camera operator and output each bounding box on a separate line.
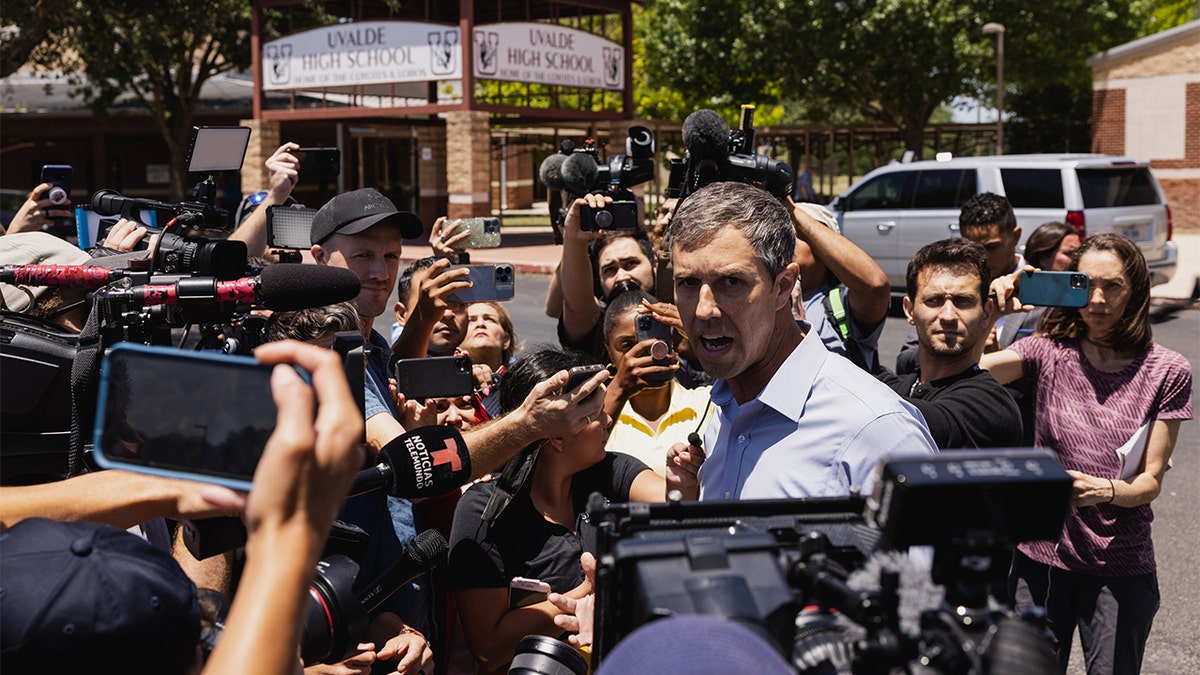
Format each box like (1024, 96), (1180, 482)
(663, 182), (936, 501)
(5, 182), (74, 235)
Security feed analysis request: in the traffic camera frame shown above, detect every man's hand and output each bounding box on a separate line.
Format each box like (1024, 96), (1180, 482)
(100, 217), (158, 253)
(7, 183), (72, 234)
(409, 258), (471, 326)
(376, 629), (434, 675)
(989, 265), (1035, 317)
(666, 441), (706, 500)
(562, 194), (613, 244)
(514, 368), (608, 441)
(265, 142), (301, 203)
(550, 552), (597, 647)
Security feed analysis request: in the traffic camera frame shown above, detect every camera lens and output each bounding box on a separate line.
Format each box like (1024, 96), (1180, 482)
(507, 635), (587, 675)
(1072, 274), (1087, 289)
(594, 209), (613, 228)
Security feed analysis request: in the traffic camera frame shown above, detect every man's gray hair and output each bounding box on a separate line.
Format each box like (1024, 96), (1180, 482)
(669, 182), (795, 279)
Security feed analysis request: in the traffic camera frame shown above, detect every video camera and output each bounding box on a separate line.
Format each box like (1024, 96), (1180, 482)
(667, 105), (794, 204)
(583, 450), (1071, 675)
(538, 126), (657, 231)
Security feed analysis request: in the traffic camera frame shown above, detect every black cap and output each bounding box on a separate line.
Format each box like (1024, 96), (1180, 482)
(310, 188), (424, 245)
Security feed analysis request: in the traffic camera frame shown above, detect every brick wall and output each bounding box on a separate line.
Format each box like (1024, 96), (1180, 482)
(445, 111), (491, 218)
(1091, 89), (1126, 155)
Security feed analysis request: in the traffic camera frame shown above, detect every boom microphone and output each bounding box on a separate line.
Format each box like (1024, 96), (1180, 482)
(102, 263), (361, 311)
(681, 109), (730, 160)
(0, 264), (125, 288)
(538, 153), (567, 191)
(561, 152), (601, 197)
(90, 189), (174, 217)
(350, 424), (472, 499)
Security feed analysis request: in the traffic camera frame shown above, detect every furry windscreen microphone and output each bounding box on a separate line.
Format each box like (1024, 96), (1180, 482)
(560, 152), (601, 196)
(681, 109), (730, 160)
(538, 153), (567, 191)
(257, 264), (361, 311)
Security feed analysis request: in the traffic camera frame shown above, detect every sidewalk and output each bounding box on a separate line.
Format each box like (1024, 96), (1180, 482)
(402, 227), (1200, 305)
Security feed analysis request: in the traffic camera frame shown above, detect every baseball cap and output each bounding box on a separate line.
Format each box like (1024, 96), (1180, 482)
(0, 232), (94, 313)
(0, 518), (201, 675)
(310, 188), (423, 245)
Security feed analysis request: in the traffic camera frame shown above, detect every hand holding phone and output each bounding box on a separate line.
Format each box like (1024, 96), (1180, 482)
(1018, 270), (1090, 308)
(288, 147), (341, 179)
(634, 313), (677, 384)
(446, 264), (516, 304)
(39, 165), (74, 230)
(509, 577), (551, 610)
(443, 217), (501, 249)
(393, 355), (475, 401)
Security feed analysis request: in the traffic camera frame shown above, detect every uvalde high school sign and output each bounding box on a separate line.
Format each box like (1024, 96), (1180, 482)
(262, 21), (623, 92)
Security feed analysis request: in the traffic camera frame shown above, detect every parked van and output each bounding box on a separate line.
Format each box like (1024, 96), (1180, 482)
(829, 154), (1177, 293)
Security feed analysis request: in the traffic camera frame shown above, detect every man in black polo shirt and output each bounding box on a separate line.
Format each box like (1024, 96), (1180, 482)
(875, 238), (1022, 449)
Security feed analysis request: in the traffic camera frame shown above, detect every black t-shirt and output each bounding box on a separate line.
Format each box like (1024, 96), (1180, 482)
(448, 452), (648, 594)
(876, 365), (1022, 450)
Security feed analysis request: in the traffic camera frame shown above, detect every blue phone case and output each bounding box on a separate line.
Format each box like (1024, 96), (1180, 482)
(1019, 270), (1090, 308)
(93, 343), (279, 492)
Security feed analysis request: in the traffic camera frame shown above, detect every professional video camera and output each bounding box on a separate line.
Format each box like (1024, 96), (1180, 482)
(537, 126), (656, 231)
(583, 450), (1071, 675)
(667, 105), (794, 204)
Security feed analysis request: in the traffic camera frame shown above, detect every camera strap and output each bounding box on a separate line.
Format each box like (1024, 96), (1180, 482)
(68, 299), (105, 476)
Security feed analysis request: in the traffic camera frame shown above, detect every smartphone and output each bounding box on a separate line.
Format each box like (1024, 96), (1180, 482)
(446, 263), (516, 304)
(40, 165), (74, 229)
(509, 577), (551, 610)
(580, 201), (638, 231)
(443, 217), (501, 249)
(1019, 270), (1090, 308)
(635, 313), (676, 384)
(290, 147), (341, 179)
(562, 363), (606, 397)
(393, 355), (475, 401)
(93, 343), (285, 492)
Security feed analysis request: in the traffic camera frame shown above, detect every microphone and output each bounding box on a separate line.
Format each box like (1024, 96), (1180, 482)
(0, 264), (125, 288)
(90, 189), (174, 217)
(538, 153), (567, 191)
(103, 264), (361, 312)
(687, 432), (703, 448)
(350, 425), (473, 499)
(357, 529), (448, 614)
(682, 109), (730, 161)
(561, 152), (600, 196)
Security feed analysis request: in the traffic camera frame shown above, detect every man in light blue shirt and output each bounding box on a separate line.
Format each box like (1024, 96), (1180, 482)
(666, 182), (936, 500)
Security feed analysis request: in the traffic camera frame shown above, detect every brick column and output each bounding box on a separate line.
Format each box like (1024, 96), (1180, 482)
(445, 111), (491, 218)
(238, 119), (281, 195)
(415, 125), (448, 228)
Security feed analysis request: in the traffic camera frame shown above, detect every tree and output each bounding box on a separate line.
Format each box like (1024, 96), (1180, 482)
(21, 0), (254, 200)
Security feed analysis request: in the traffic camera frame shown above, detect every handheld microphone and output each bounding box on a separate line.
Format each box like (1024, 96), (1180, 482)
(350, 424), (472, 499)
(538, 153), (567, 191)
(102, 264), (361, 312)
(688, 432), (703, 448)
(0, 264), (125, 288)
(357, 528), (448, 614)
(561, 152), (601, 197)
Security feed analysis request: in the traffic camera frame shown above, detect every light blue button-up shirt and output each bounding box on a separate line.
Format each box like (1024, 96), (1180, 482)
(698, 322), (937, 500)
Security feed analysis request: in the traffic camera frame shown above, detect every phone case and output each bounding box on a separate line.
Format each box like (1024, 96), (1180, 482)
(446, 264), (516, 304)
(445, 218), (501, 249)
(509, 577), (551, 610)
(93, 343), (277, 492)
(393, 355), (475, 401)
(40, 165), (73, 214)
(563, 364), (606, 395)
(634, 314), (676, 384)
(1019, 270), (1090, 308)
(293, 147), (341, 178)
(579, 201), (639, 231)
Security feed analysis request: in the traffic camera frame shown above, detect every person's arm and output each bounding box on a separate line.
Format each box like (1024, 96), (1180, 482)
(390, 259), (471, 360)
(902, 379), (1023, 449)
(628, 469), (667, 502)
(789, 198), (890, 328)
(428, 216), (469, 262)
(549, 552), (597, 648)
(544, 263), (564, 319)
(368, 611), (434, 675)
(201, 340), (365, 675)
(0, 471), (236, 532)
(1069, 419), (1182, 509)
(6, 183), (72, 234)
(559, 195), (609, 344)
(229, 142), (301, 258)
(455, 578), (591, 670)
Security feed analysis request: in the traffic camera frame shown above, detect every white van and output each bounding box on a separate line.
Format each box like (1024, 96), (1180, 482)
(829, 154), (1177, 293)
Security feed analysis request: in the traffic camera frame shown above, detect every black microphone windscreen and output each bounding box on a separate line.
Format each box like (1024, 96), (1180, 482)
(538, 154), (567, 191)
(560, 153), (600, 196)
(682, 109), (729, 160)
(258, 263), (361, 311)
(688, 432), (702, 448)
(407, 529), (449, 569)
(378, 424), (472, 499)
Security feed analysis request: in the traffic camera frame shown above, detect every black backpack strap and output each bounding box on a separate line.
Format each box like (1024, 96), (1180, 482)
(68, 299), (105, 476)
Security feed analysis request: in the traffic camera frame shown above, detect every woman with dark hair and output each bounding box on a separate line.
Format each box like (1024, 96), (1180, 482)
(1023, 221), (1082, 272)
(447, 345), (667, 673)
(982, 233), (1193, 674)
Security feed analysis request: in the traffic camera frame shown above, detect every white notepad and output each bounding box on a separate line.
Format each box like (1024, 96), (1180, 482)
(1115, 419), (1154, 480)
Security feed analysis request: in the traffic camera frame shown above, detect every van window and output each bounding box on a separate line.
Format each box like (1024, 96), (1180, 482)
(846, 172), (910, 210)
(1076, 168), (1161, 207)
(913, 170), (976, 208)
(1000, 169), (1064, 208)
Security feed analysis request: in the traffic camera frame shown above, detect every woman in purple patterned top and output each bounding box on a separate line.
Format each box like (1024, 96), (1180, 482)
(981, 233), (1193, 674)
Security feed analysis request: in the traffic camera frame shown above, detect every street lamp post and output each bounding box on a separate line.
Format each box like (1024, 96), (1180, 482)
(982, 22), (1005, 155)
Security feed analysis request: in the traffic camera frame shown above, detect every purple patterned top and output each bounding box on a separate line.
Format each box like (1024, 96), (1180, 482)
(1010, 336), (1192, 576)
